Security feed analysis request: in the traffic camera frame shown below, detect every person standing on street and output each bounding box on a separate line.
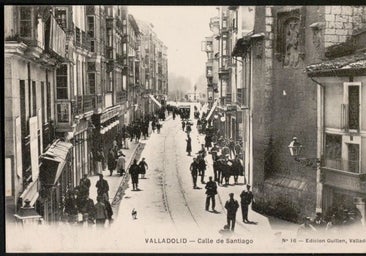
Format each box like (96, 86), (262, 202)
(79, 174), (91, 197)
(129, 159), (140, 191)
(225, 193), (239, 231)
(95, 149), (105, 174)
(138, 157), (149, 179)
(96, 174), (109, 199)
(205, 176), (217, 212)
(190, 158), (199, 189)
(240, 184), (254, 223)
(186, 134), (192, 156)
(182, 120), (186, 131)
(229, 155), (242, 184)
(197, 155), (207, 184)
(116, 150), (126, 176)
(107, 147), (117, 176)
(94, 196), (108, 228)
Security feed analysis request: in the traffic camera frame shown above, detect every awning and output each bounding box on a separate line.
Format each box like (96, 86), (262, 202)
(40, 140), (73, 186)
(149, 94), (162, 108)
(206, 99), (219, 121)
(20, 180), (39, 207)
(231, 35), (251, 57)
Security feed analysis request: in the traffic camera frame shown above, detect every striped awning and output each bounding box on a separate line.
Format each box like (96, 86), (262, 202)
(149, 94), (162, 108)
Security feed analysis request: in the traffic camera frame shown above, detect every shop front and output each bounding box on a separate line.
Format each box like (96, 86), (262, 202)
(39, 140), (73, 223)
(92, 105), (121, 160)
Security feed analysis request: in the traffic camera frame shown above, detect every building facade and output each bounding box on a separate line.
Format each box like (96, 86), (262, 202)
(5, 5), (168, 224)
(307, 26), (366, 224)
(204, 5), (366, 222)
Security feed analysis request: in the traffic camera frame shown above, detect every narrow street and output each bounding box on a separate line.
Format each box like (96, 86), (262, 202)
(110, 103), (299, 252)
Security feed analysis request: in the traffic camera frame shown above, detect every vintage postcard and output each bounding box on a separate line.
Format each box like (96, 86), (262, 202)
(4, 5), (366, 253)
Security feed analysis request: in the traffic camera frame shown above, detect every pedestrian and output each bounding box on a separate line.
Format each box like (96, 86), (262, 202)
(116, 150), (126, 176)
(107, 147), (117, 176)
(186, 134), (192, 156)
(138, 157), (149, 179)
(224, 193), (239, 231)
(103, 193), (113, 223)
(186, 123), (192, 135)
(240, 184), (254, 223)
(229, 138), (236, 159)
(152, 120), (156, 133)
(190, 158), (199, 189)
(182, 120), (186, 131)
(205, 176), (217, 212)
(234, 141), (242, 158)
(64, 190), (78, 223)
(129, 159), (140, 191)
(205, 134), (212, 151)
(79, 193), (95, 225)
(94, 196), (108, 228)
(209, 144), (220, 162)
(197, 144), (207, 158)
(221, 158), (231, 185)
(197, 155), (206, 184)
(79, 174), (90, 199)
(173, 111), (176, 120)
(96, 174), (109, 199)
(213, 157), (220, 183)
(156, 122), (162, 134)
(95, 149), (105, 174)
(229, 155), (242, 184)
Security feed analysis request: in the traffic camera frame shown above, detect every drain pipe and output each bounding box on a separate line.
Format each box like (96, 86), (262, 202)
(310, 76), (326, 214)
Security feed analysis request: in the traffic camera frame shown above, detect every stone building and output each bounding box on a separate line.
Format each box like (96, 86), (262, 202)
(232, 5), (366, 222)
(307, 25), (366, 224)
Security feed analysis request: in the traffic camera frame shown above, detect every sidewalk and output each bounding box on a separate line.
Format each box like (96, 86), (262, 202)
(88, 141), (141, 206)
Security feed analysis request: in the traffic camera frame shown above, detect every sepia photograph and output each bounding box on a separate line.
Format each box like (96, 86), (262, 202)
(3, 4), (366, 253)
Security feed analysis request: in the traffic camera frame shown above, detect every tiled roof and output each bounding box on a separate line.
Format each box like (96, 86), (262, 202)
(306, 51), (366, 75)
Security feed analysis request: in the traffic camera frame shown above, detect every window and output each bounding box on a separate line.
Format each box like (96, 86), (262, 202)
(32, 81), (36, 117)
(348, 86), (360, 130)
(107, 28), (112, 47)
(87, 16), (95, 38)
(46, 82), (51, 122)
(347, 144), (360, 173)
(325, 134), (342, 169)
(90, 40), (95, 52)
(56, 64), (68, 99)
(343, 82), (361, 131)
(19, 6), (33, 38)
(88, 73), (96, 94)
(55, 8), (67, 30)
(20, 80), (27, 136)
(41, 82), (45, 124)
(57, 103), (69, 123)
(75, 27), (81, 47)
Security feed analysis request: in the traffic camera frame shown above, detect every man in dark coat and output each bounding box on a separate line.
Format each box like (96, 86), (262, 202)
(138, 157), (148, 179)
(205, 134), (212, 151)
(197, 155), (206, 184)
(190, 158), (199, 189)
(79, 174), (91, 197)
(229, 155), (242, 184)
(182, 120), (186, 131)
(240, 184), (254, 223)
(107, 147), (117, 176)
(186, 135), (192, 156)
(225, 193), (239, 231)
(129, 159), (140, 190)
(205, 176), (217, 211)
(96, 174), (109, 199)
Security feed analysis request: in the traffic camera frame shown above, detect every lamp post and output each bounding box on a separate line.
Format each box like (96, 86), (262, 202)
(288, 137), (321, 169)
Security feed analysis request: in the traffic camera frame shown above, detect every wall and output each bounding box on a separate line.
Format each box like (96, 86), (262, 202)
(324, 6), (366, 48)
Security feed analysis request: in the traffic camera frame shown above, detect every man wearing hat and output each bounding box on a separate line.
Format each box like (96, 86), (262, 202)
(96, 174), (109, 199)
(224, 193), (239, 231)
(240, 184), (254, 223)
(116, 150), (126, 176)
(205, 176), (217, 211)
(190, 157), (199, 189)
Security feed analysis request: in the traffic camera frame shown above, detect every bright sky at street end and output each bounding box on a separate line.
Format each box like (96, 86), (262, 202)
(129, 6), (219, 90)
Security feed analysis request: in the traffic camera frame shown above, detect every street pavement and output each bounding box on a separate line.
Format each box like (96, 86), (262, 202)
(110, 104), (300, 253)
(88, 140), (141, 206)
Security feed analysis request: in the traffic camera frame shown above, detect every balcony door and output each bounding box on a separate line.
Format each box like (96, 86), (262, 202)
(347, 143), (360, 173)
(343, 82), (361, 132)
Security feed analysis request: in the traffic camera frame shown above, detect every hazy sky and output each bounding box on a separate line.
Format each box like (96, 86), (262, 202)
(129, 6), (219, 89)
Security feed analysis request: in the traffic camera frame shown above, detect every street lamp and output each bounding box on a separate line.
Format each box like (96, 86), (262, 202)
(288, 137), (320, 169)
